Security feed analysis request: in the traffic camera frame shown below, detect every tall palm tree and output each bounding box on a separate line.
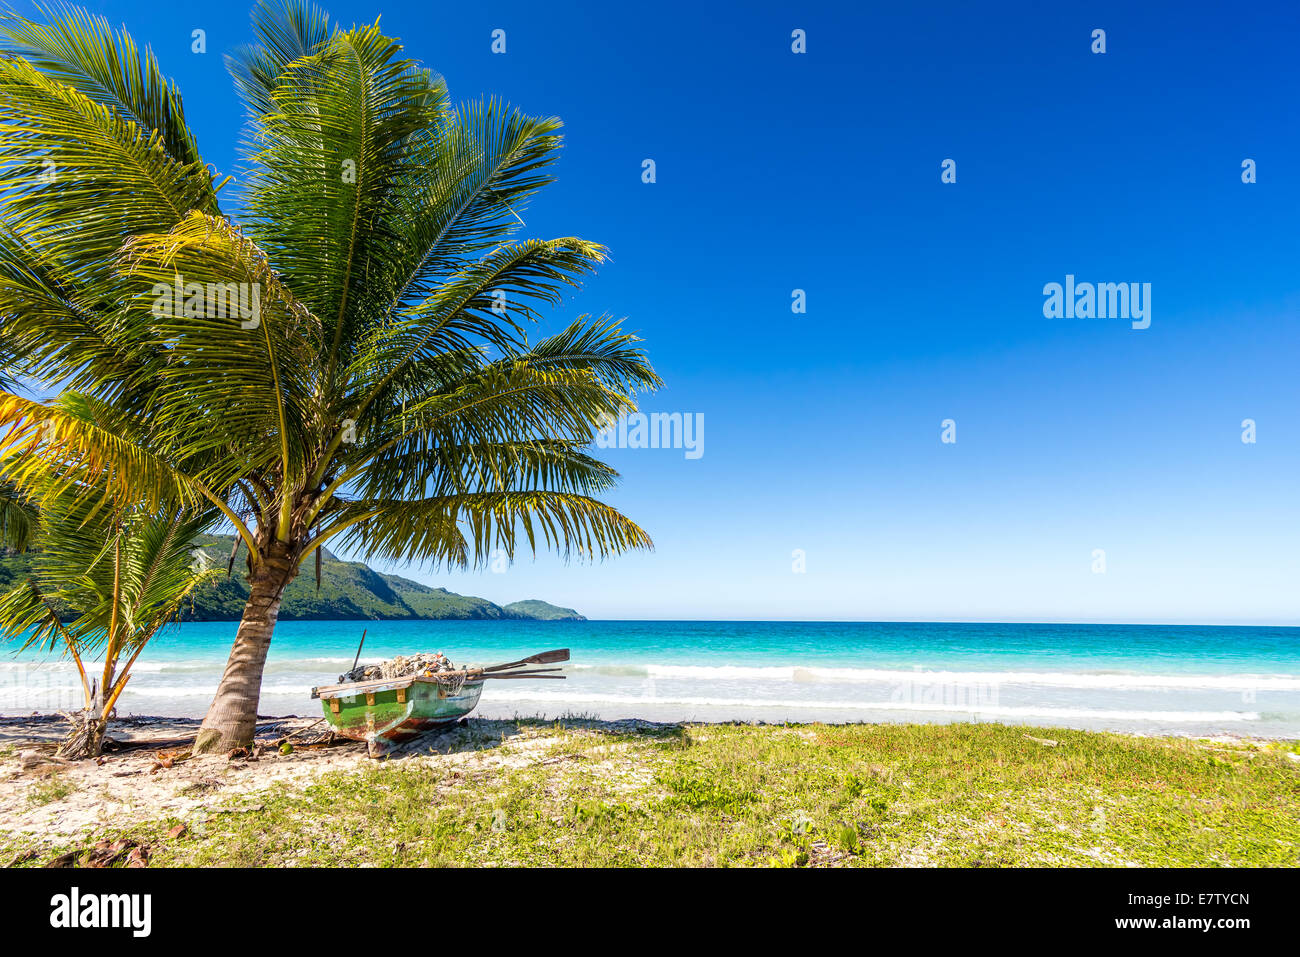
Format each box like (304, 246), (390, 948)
(0, 2), (658, 752)
(0, 421), (217, 757)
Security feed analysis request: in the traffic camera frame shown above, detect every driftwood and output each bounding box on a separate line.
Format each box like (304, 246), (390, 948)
(104, 736), (196, 754)
(272, 718), (325, 746)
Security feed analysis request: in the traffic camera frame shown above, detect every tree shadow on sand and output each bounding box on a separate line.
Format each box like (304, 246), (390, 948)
(2, 712), (692, 762)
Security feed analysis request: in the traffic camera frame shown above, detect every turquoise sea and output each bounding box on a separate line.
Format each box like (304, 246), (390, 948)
(3, 620), (1299, 737)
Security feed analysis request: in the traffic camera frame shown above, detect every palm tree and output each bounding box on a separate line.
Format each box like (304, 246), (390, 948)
(0, 2), (658, 753)
(0, 426), (217, 757)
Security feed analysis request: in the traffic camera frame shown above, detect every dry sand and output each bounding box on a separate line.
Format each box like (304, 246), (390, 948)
(5, 712), (1290, 855)
(0, 711), (607, 845)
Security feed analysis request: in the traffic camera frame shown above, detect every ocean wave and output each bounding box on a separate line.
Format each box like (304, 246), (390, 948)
(566, 663), (1300, 691)
(0, 660), (170, 674)
(8, 657), (1296, 693)
(130, 684), (319, 698)
(0, 656), (366, 677)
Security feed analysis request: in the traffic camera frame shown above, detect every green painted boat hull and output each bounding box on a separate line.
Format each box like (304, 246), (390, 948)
(319, 678), (484, 756)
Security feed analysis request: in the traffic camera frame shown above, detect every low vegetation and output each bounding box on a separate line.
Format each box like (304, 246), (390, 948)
(5, 722), (1297, 867)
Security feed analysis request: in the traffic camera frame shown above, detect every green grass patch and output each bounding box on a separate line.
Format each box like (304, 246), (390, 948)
(11, 722), (1300, 867)
(26, 773), (76, 806)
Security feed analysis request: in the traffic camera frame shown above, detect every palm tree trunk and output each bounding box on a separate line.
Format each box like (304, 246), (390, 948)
(192, 546), (296, 754)
(58, 682), (108, 758)
(58, 713), (108, 759)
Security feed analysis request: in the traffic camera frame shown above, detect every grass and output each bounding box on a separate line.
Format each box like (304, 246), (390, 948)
(25, 772), (77, 807)
(5, 721), (1298, 867)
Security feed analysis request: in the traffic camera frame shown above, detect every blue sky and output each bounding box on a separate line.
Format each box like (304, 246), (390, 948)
(23, 0), (1300, 623)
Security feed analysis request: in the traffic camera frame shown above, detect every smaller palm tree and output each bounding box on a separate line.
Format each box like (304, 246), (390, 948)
(0, 460), (216, 757)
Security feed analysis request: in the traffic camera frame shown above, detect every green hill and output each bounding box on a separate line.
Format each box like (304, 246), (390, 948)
(502, 599), (584, 621)
(0, 536), (585, 622)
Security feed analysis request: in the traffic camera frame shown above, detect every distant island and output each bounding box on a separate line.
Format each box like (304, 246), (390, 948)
(0, 534), (585, 622)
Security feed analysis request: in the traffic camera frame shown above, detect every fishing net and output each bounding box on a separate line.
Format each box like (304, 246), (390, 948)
(337, 652), (456, 684)
(440, 671), (467, 697)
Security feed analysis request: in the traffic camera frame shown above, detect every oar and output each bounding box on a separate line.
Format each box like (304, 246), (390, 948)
(479, 648), (570, 674)
(480, 673), (567, 680)
(350, 629), (368, 674)
(477, 667), (565, 677)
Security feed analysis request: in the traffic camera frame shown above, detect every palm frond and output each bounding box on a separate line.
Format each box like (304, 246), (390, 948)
(117, 212), (324, 485)
(0, 479), (216, 657)
(374, 100), (565, 318)
(0, 52), (216, 284)
(327, 490), (653, 569)
(0, 479), (35, 551)
(348, 239), (609, 421)
(226, 0), (333, 119)
(0, 577), (73, 652)
(240, 19), (448, 382)
(0, 391), (197, 511)
(0, 3), (212, 174)
(0, 223), (150, 396)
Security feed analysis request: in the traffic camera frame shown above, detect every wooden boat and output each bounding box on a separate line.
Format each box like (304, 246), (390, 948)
(310, 648), (568, 757)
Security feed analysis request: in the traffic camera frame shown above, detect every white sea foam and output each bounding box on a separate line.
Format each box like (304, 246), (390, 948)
(132, 684), (318, 698)
(0, 660), (170, 673)
(12, 658), (1293, 691)
(4, 653), (1293, 729)
(567, 663), (1300, 691)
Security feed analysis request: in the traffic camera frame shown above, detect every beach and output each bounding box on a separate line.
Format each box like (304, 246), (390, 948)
(3, 713), (1297, 867)
(4, 619), (1297, 867)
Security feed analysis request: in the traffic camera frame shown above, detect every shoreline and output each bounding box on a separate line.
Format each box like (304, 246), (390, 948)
(4, 705), (1294, 742)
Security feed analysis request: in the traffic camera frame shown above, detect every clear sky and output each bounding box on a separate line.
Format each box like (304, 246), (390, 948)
(22, 0), (1300, 623)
